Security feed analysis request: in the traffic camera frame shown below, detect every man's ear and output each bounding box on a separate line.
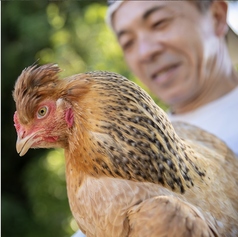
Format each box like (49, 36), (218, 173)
(210, 1), (229, 37)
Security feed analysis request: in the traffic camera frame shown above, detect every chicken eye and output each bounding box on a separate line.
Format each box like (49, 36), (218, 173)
(37, 106), (48, 118)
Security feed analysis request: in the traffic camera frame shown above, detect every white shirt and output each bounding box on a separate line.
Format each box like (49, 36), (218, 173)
(168, 86), (238, 156)
(71, 230), (85, 237)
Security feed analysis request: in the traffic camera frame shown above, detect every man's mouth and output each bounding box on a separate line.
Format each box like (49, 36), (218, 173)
(151, 63), (181, 85)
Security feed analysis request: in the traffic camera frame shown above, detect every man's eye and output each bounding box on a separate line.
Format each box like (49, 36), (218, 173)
(152, 19), (168, 29)
(37, 106), (48, 118)
(122, 40), (134, 50)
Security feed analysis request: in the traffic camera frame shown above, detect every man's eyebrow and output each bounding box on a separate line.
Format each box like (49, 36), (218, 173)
(116, 5), (166, 39)
(142, 5), (165, 20)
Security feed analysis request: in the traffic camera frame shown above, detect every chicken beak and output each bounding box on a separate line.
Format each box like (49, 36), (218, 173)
(16, 132), (37, 156)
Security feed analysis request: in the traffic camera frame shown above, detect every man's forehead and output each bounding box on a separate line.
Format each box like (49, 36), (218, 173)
(113, 1), (168, 22)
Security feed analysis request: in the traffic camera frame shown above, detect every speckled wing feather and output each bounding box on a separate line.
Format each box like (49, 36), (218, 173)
(172, 121), (238, 211)
(172, 121), (237, 160)
(72, 175), (219, 237)
(67, 173), (177, 237)
(128, 196), (218, 237)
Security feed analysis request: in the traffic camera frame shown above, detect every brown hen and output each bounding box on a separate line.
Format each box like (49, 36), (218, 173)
(13, 64), (238, 237)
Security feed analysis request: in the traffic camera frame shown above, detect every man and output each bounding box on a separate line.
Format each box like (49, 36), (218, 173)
(73, 1), (238, 236)
(106, 0), (238, 156)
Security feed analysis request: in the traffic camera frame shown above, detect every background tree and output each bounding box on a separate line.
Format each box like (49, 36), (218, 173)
(1, 1), (165, 237)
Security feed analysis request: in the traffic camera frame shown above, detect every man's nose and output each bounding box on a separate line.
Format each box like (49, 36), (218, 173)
(137, 35), (163, 63)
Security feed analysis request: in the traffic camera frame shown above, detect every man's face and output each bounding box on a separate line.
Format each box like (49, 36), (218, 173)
(112, 1), (219, 108)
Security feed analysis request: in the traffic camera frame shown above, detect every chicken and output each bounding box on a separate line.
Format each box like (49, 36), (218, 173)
(13, 64), (238, 237)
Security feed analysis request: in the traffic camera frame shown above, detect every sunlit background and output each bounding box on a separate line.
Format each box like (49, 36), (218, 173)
(1, 1), (238, 237)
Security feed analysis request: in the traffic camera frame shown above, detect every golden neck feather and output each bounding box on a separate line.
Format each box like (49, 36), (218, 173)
(65, 72), (207, 194)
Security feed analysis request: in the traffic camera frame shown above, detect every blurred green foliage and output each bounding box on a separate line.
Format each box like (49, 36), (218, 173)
(2, 1), (166, 237)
